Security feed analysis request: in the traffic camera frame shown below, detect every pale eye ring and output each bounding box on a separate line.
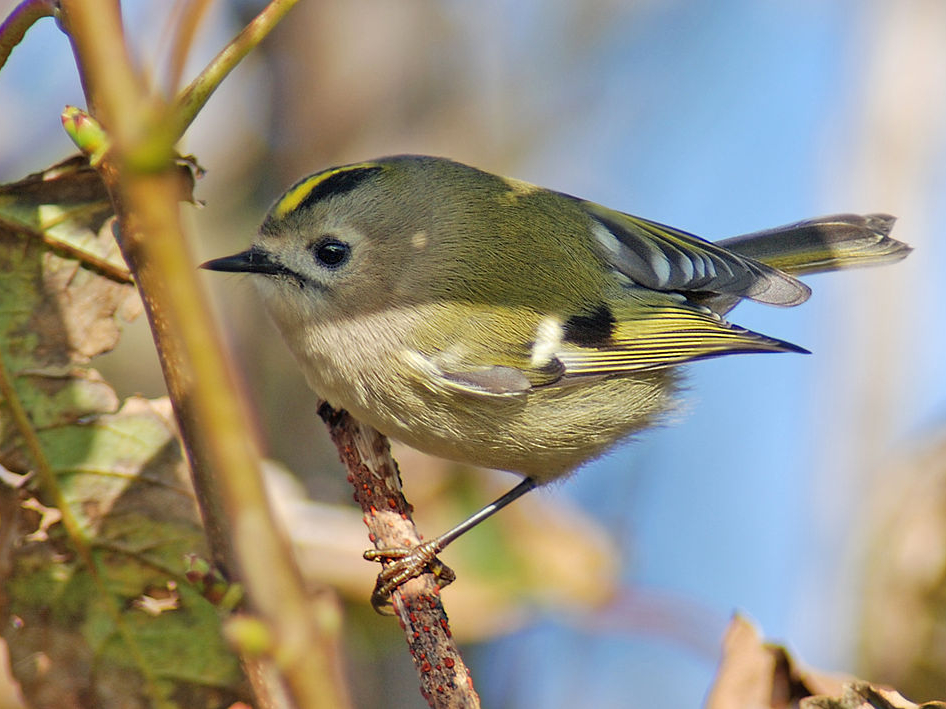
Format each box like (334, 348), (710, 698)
(310, 237), (351, 269)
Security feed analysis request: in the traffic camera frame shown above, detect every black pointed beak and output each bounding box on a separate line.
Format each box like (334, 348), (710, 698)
(200, 247), (285, 275)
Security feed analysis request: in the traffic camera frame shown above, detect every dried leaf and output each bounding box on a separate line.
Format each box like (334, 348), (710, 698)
(705, 617), (946, 709)
(0, 157), (138, 462)
(705, 615), (845, 709)
(801, 681), (946, 709)
(1, 397), (250, 708)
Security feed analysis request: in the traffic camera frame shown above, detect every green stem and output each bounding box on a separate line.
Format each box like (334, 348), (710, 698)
(164, 0), (213, 95)
(171, 0), (301, 140)
(0, 0), (56, 72)
(56, 1), (351, 706)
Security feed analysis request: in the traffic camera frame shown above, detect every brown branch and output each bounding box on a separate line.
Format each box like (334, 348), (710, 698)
(318, 403), (480, 709)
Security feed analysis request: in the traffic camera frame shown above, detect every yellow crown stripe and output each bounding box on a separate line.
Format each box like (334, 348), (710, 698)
(272, 163), (380, 219)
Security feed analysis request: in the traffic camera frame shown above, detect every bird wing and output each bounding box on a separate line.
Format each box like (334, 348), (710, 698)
(555, 300), (807, 378)
(580, 200), (812, 306)
(403, 299), (805, 398)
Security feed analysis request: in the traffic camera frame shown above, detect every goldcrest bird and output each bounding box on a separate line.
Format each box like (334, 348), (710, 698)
(202, 155), (909, 609)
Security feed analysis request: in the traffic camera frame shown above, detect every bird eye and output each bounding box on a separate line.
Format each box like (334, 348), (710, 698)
(310, 237), (350, 269)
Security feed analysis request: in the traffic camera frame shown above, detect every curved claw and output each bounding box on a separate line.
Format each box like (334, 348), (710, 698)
(364, 541), (457, 614)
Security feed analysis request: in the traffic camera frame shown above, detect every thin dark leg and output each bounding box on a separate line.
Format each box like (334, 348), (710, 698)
(428, 476), (538, 551)
(364, 476), (539, 612)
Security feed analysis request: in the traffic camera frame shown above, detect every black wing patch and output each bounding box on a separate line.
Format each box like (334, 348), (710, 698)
(563, 304), (616, 347)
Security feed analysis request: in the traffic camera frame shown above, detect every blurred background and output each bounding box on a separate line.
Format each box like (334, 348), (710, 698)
(2, 0), (945, 706)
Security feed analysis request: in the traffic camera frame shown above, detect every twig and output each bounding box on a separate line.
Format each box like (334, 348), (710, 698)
(170, 0), (300, 140)
(0, 346), (91, 561)
(0, 0), (56, 72)
(318, 403), (481, 709)
(163, 0), (213, 95)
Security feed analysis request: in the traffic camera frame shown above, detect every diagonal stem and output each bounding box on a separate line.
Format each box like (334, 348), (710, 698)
(170, 0), (301, 140)
(0, 0), (56, 72)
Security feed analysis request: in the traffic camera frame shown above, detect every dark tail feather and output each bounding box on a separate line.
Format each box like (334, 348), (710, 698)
(716, 214), (910, 277)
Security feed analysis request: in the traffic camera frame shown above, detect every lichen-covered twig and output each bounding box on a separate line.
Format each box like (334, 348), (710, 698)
(318, 403), (481, 709)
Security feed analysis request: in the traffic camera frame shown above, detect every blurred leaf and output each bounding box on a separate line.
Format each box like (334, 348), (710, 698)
(0, 159), (248, 708)
(706, 616), (945, 709)
(802, 683), (946, 709)
(705, 615), (844, 709)
(859, 436), (946, 702)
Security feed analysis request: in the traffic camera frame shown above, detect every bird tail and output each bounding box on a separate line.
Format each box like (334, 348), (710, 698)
(715, 213), (911, 277)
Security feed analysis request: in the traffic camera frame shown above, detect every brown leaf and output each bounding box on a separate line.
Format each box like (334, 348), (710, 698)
(705, 615), (846, 709)
(0, 156), (140, 366)
(0, 397), (249, 709)
(801, 681), (946, 709)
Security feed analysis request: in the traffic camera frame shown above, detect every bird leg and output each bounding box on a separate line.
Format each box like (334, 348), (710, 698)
(364, 476), (539, 613)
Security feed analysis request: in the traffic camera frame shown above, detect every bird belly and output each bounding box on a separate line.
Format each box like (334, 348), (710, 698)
(317, 354), (677, 481)
(274, 306), (678, 481)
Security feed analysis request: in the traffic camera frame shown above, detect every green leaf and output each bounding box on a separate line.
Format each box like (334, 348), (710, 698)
(0, 158), (248, 708)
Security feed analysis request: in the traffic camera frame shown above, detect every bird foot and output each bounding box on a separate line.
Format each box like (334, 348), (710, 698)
(363, 540), (457, 614)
